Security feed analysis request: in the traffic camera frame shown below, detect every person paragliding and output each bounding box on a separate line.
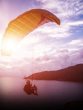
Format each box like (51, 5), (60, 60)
(24, 80), (38, 95)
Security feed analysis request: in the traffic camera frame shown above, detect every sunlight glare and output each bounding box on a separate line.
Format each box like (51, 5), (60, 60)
(2, 38), (18, 56)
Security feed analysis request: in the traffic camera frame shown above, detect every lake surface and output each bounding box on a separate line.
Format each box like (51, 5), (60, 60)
(0, 77), (83, 109)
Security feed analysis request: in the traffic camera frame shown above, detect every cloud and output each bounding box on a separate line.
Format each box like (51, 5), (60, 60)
(36, 0), (83, 18)
(33, 0), (83, 41)
(67, 20), (83, 26)
(34, 23), (71, 39)
(69, 39), (83, 46)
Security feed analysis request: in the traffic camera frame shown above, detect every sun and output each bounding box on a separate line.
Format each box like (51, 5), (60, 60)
(1, 38), (18, 56)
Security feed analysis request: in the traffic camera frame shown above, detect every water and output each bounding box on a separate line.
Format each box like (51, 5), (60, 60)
(0, 77), (83, 109)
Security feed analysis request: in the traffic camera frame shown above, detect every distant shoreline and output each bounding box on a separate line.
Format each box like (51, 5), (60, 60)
(25, 64), (83, 83)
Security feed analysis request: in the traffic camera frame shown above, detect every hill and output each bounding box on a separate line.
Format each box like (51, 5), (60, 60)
(25, 64), (83, 82)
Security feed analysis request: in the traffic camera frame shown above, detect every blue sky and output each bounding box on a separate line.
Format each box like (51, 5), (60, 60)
(0, 0), (83, 77)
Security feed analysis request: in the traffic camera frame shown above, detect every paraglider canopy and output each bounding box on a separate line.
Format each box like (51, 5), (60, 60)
(2, 9), (60, 56)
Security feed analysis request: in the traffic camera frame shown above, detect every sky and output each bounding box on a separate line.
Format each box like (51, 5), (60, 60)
(0, 0), (83, 77)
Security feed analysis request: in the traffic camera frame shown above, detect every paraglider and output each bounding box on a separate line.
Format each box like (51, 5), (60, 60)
(2, 9), (60, 55)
